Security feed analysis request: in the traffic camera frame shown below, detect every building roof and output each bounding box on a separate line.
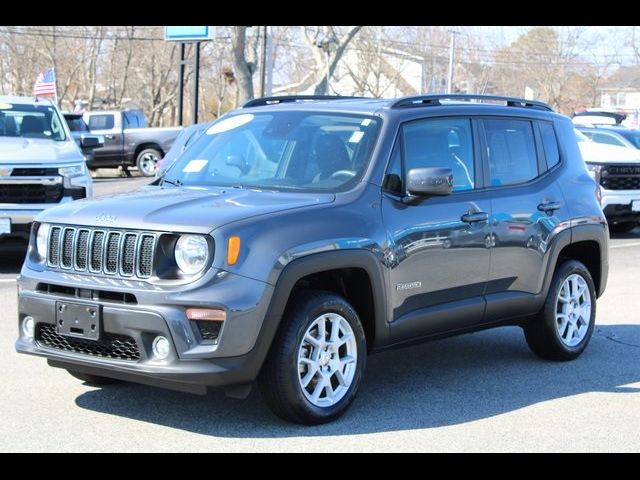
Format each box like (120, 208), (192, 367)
(601, 66), (640, 90)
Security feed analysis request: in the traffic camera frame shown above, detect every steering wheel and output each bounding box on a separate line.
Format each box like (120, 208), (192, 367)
(329, 170), (356, 181)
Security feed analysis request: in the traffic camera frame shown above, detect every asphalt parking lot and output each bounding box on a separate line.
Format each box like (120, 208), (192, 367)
(1, 176), (639, 452)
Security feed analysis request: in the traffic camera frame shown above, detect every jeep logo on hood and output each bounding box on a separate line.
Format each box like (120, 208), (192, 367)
(95, 214), (118, 223)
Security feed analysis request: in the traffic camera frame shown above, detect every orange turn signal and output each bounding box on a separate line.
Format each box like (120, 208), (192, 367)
(186, 308), (226, 322)
(227, 236), (241, 265)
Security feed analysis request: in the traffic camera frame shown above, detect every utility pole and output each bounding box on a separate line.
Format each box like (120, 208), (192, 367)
(264, 26), (274, 96)
(447, 30), (459, 94)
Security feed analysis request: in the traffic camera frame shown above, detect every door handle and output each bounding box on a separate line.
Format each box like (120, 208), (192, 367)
(461, 212), (489, 223)
(538, 201), (561, 213)
(104, 134), (116, 140)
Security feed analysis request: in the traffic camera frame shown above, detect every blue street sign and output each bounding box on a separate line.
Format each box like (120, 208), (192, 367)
(165, 26), (214, 42)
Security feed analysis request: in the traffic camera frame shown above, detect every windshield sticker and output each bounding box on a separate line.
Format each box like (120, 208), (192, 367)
(182, 159), (208, 173)
(207, 114), (254, 135)
(0, 103), (12, 110)
(360, 118), (372, 126)
(348, 131), (365, 143)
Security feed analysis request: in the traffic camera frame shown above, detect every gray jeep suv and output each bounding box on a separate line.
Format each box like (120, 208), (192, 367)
(16, 94), (609, 424)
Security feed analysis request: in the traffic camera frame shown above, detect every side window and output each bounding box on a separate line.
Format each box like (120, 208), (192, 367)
(88, 114), (114, 130)
(484, 119), (538, 187)
(136, 111), (147, 128)
(123, 112), (136, 128)
(539, 121), (560, 169)
(383, 141), (402, 194)
(402, 118), (475, 192)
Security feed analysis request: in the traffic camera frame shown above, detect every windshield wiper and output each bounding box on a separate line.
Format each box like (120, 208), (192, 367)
(162, 178), (183, 187)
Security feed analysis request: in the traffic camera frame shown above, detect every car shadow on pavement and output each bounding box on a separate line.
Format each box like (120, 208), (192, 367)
(0, 245), (26, 274)
(74, 324), (640, 437)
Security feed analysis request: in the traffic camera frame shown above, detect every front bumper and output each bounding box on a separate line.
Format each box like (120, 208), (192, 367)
(15, 267), (276, 393)
(601, 189), (640, 223)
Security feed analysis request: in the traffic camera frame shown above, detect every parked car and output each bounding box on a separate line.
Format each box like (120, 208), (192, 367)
(575, 128), (640, 232)
(576, 126), (637, 149)
(62, 112), (104, 163)
(16, 94), (609, 425)
(572, 109), (626, 126)
(0, 96), (100, 243)
(585, 124), (640, 150)
(83, 108), (181, 177)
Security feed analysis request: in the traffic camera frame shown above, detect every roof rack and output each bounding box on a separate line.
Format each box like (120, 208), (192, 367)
(242, 95), (367, 108)
(389, 94), (552, 111)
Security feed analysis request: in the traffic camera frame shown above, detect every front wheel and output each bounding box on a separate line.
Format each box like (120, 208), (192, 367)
(258, 290), (367, 425)
(524, 260), (596, 361)
(136, 148), (162, 177)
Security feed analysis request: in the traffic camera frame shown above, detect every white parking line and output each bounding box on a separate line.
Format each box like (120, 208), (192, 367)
(611, 242), (640, 249)
(0, 278), (16, 283)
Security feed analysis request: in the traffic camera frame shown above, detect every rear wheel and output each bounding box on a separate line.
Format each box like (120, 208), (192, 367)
(259, 290), (367, 425)
(136, 148), (162, 177)
(609, 222), (638, 233)
(67, 370), (120, 386)
(524, 260), (596, 361)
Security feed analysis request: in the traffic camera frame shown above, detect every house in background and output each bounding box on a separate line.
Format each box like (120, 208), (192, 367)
(599, 65), (640, 128)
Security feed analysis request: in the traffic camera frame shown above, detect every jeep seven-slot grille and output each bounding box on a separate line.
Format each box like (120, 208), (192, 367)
(47, 226), (156, 279)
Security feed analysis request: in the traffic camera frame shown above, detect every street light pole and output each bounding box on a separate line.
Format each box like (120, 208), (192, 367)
(447, 30), (459, 94)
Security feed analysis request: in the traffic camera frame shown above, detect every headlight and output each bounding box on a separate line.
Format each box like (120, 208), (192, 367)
(59, 164), (86, 177)
(586, 163), (603, 182)
(36, 223), (50, 260)
(174, 234), (209, 275)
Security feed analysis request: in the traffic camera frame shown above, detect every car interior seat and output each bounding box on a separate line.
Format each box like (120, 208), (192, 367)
(20, 115), (46, 137)
(313, 134), (352, 181)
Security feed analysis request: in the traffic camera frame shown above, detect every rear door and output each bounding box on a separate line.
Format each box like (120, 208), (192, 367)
(480, 117), (567, 319)
(85, 113), (123, 166)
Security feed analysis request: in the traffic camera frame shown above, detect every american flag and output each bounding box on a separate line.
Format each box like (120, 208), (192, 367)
(33, 68), (57, 97)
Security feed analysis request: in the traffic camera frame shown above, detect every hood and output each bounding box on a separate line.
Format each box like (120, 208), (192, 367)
(36, 186), (335, 233)
(578, 141), (640, 164)
(0, 137), (82, 165)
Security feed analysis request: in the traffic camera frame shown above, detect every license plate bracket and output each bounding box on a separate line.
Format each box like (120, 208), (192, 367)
(632, 200), (640, 212)
(56, 302), (102, 341)
(0, 218), (10, 236)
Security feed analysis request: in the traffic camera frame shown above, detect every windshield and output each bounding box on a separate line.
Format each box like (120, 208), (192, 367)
(574, 129), (590, 142)
(165, 111), (381, 192)
(0, 102), (67, 141)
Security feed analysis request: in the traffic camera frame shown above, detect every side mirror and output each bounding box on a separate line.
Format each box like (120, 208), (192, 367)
(406, 167), (453, 198)
(225, 154), (250, 175)
(80, 134), (104, 149)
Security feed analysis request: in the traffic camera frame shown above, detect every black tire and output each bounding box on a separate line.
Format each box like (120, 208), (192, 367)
(136, 148), (162, 177)
(258, 289), (367, 425)
(609, 222), (638, 234)
(524, 260), (596, 361)
(67, 370), (120, 386)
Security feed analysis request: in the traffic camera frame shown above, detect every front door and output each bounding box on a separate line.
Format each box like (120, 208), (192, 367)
(382, 117), (492, 342)
(85, 113), (122, 167)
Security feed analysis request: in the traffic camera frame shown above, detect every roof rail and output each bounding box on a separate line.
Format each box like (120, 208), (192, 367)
(243, 95), (367, 108)
(389, 94), (553, 111)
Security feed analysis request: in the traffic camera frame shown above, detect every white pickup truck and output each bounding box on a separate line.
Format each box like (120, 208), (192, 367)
(0, 96), (101, 243)
(576, 129), (640, 232)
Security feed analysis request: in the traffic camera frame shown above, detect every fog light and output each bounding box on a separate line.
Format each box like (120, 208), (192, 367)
(152, 336), (171, 360)
(22, 316), (35, 338)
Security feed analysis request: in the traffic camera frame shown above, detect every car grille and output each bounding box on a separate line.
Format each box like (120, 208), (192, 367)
(47, 226), (157, 279)
(0, 183), (63, 203)
(11, 168), (59, 176)
(601, 165), (640, 191)
(36, 323), (140, 361)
